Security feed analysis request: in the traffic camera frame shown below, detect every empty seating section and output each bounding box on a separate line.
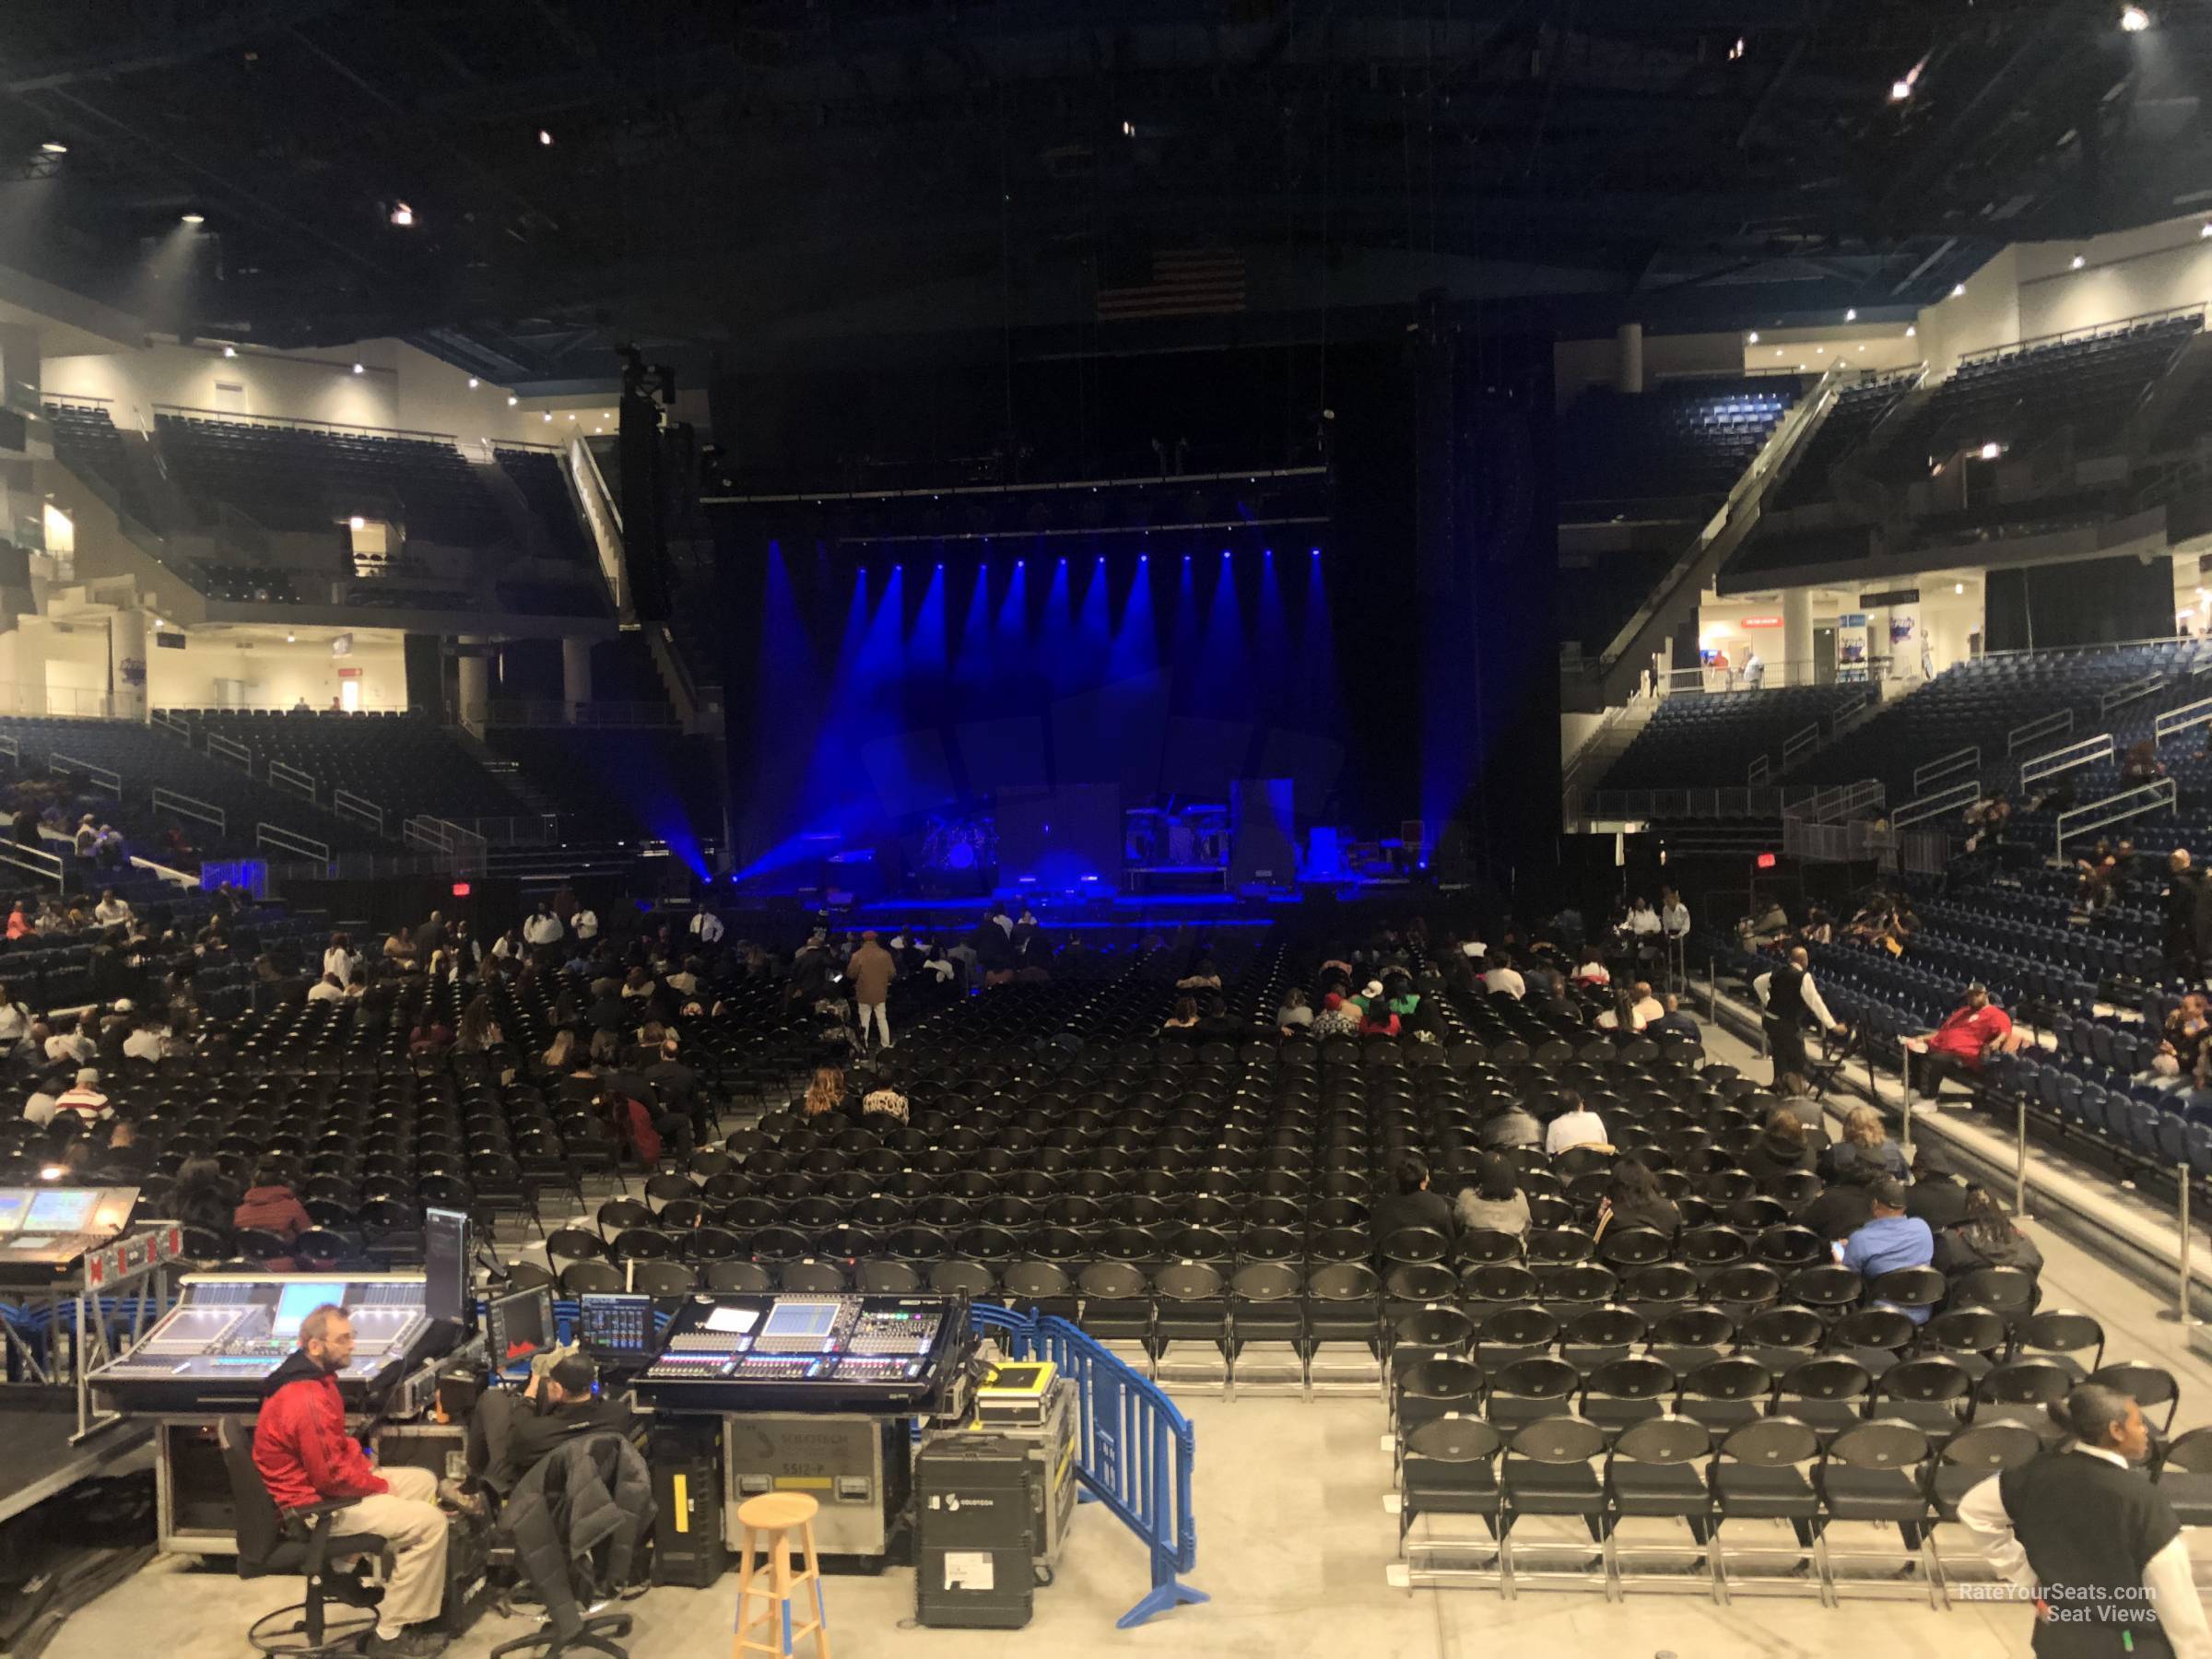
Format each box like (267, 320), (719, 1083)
(156, 414), (503, 546)
(485, 726), (723, 839)
(184, 560), (304, 604)
(168, 710), (524, 824)
(43, 402), (153, 526)
(1797, 641), (2212, 805)
(1865, 314), (2200, 479)
(0, 715), (369, 861)
(1598, 687), (1866, 793)
(494, 448), (595, 564)
(1768, 378), (1913, 510)
(1559, 379), (1800, 510)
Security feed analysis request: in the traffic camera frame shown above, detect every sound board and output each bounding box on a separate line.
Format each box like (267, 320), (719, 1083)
(91, 1273), (453, 1410)
(0, 1185), (140, 1286)
(631, 1294), (971, 1413)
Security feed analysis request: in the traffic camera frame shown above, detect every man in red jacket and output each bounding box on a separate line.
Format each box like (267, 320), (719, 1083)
(253, 1305), (449, 1658)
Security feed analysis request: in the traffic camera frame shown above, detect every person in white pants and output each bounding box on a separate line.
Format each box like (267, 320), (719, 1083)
(846, 931), (897, 1052)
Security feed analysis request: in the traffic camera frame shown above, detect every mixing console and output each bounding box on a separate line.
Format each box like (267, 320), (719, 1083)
(92, 1273), (452, 1410)
(632, 1294), (971, 1413)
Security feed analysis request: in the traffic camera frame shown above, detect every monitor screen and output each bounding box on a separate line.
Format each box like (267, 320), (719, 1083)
(424, 1208), (469, 1327)
(271, 1281), (350, 1342)
(24, 1188), (100, 1233)
(758, 1300), (841, 1353)
(0, 1189), (32, 1233)
(486, 1286), (554, 1370)
(577, 1293), (653, 1357)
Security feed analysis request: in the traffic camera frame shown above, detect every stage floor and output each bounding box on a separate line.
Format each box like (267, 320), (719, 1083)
(0, 1387), (150, 1524)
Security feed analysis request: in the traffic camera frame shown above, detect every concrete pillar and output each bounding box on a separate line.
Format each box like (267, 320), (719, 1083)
(110, 606), (147, 723)
(456, 635), (489, 732)
(1783, 587), (1814, 688)
(561, 635), (593, 719)
(0, 324), (40, 415)
(1615, 322), (1644, 394)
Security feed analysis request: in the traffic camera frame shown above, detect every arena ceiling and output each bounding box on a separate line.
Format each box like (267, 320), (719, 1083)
(0, 0), (2203, 388)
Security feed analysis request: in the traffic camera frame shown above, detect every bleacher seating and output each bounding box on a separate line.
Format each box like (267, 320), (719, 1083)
(1768, 377), (1915, 511)
(494, 448), (594, 564)
(42, 402), (151, 527)
(167, 710), (524, 825)
(1598, 686), (1869, 793)
(1865, 314), (2200, 480)
(185, 560), (304, 604)
(156, 414), (504, 547)
(1559, 378), (1801, 510)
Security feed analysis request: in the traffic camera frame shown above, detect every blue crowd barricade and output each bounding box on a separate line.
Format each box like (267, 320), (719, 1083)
(975, 1303), (1207, 1629)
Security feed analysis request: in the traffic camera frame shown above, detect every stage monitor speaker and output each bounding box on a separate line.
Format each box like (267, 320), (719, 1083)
(1230, 778), (1298, 888)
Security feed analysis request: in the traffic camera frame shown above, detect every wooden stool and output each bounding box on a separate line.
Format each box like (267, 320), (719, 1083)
(732, 1492), (830, 1659)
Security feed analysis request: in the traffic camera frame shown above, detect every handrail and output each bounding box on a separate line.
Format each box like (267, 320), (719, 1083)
(2100, 670), (2167, 716)
(151, 787), (226, 835)
(255, 822), (330, 863)
(1783, 778), (1886, 825)
(2020, 733), (2113, 791)
(1781, 721), (1822, 770)
(39, 391), (114, 408)
(2055, 778), (2178, 851)
(569, 433), (629, 620)
(1747, 755), (1771, 785)
(267, 759), (318, 803)
(148, 709), (191, 741)
(0, 734), (20, 764)
(48, 753), (122, 798)
(2007, 709), (2074, 757)
(1892, 778), (1982, 830)
(333, 790), (384, 832)
(1959, 303), (2204, 365)
(0, 832), (65, 888)
(1912, 745), (1981, 794)
(2157, 694), (2212, 745)
(206, 732), (252, 769)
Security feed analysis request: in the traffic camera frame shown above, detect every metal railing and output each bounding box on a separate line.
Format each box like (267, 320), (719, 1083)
(149, 399), (458, 444)
(2019, 733), (2113, 791)
(0, 835), (65, 888)
(0, 735), (18, 765)
(255, 822), (330, 863)
(1583, 785), (1824, 821)
(2007, 709), (2074, 757)
(151, 787), (226, 836)
(1891, 778), (1982, 830)
(1783, 779), (1886, 825)
(404, 815), (490, 866)
(148, 709), (191, 741)
(2100, 671), (2167, 716)
(1747, 755), (1771, 785)
(2055, 778), (2178, 850)
(268, 760), (318, 803)
(47, 754), (121, 798)
(333, 790), (384, 833)
(1783, 818), (1897, 863)
(206, 732), (252, 770)
(2157, 694), (2212, 746)
(1958, 302), (2204, 365)
(1781, 722), (1823, 770)
(1912, 745), (1981, 794)
(570, 433), (629, 618)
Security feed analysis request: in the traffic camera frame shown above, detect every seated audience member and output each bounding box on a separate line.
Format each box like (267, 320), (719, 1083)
(173, 1157), (237, 1233)
(123, 1013), (171, 1064)
(1644, 993), (1701, 1044)
(233, 1158), (312, 1245)
(1626, 980), (1665, 1029)
(859, 1087), (910, 1137)
(1370, 1158), (1456, 1244)
(1823, 1105), (1909, 1185)
(463, 1349), (631, 1502)
(1805, 1166), (1878, 1243)
(1742, 1110), (1817, 1185)
(2153, 992), (2212, 1081)
(1905, 982), (2018, 1097)
(254, 1305), (451, 1658)
(801, 1066), (844, 1120)
(92, 888), (131, 929)
(1480, 1100), (1544, 1152)
(1598, 1159), (1681, 1236)
(2121, 739), (2168, 786)
(1453, 1154), (1531, 1237)
(1482, 953), (1526, 1000)
(5, 899), (32, 940)
(1571, 947), (1610, 986)
(1176, 959), (1222, 992)
(1772, 1072), (1825, 1133)
(1932, 1185), (2044, 1284)
(1840, 1178), (1937, 1321)
(1905, 1143), (1972, 1229)
(1359, 998), (1401, 1038)
(1544, 1090), (1610, 1157)
(1310, 993), (1362, 1039)
(1161, 996), (1201, 1033)
(94, 1118), (151, 1180)
(1277, 989), (1313, 1034)
(53, 1066), (111, 1124)
(308, 971), (349, 1003)
(0, 981), (30, 1047)
(46, 1011), (96, 1066)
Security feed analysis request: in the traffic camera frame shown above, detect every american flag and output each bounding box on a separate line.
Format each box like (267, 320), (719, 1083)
(1095, 248), (1247, 322)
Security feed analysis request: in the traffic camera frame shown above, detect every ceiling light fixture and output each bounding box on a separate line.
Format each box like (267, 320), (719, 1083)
(39, 142), (65, 155)
(466, 377), (477, 388)
(351, 362), (364, 374)
(1955, 582), (1965, 594)
(537, 128), (553, 146)
(2122, 5), (2152, 31)
(543, 412), (552, 422)
(507, 395), (518, 406)
(1845, 308), (1857, 321)
(285, 632), (296, 642)
(1952, 284), (1966, 297)
(1980, 441), (2002, 460)
(348, 516), (365, 530)
(1906, 325), (1917, 337)
(1747, 331), (1759, 343)
(222, 346), (236, 358)
(2072, 254), (2086, 269)
(389, 203), (414, 227)
(180, 211), (204, 225)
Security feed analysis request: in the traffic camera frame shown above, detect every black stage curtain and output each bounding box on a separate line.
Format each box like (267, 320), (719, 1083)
(1984, 553), (2172, 652)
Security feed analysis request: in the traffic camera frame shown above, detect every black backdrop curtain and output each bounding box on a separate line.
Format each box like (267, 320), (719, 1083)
(1983, 554), (2173, 652)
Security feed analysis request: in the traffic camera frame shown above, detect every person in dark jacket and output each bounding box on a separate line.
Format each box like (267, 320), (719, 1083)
(1821, 1106), (1909, 1185)
(1905, 1143), (1972, 1230)
(466, 1351), (633, 1500)
(1804, 1171), (1878, 1242)
(253, 1306), (450, 1658)
(499, 1428), (654, 1639)
(1479, 1102), (1544, 1153)
(1932, 1185), (2045, 1284)
(1597, 1159), (1682, 1237)
(173, 1156), (238, 1236)
(1370, 1158), (1456, 1246)
(1742, 1111), (1818, 1186)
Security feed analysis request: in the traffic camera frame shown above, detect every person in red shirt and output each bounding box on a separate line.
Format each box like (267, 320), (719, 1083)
(253, 1305), (450, 1658)
(1906, 982), (2018, 1100)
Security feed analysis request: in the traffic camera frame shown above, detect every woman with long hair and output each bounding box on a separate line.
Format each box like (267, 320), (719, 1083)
(1599, 1158), (1682, 1235)
(539, 1028), (577, 1074)
(455, 994), (502, 1053)
(1934, 1185), (2044, 1282)
(803, 1065), (845, 1118)
(1453, 1153), (1531, 1236)
(1823, 1104), (1909, 1184)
